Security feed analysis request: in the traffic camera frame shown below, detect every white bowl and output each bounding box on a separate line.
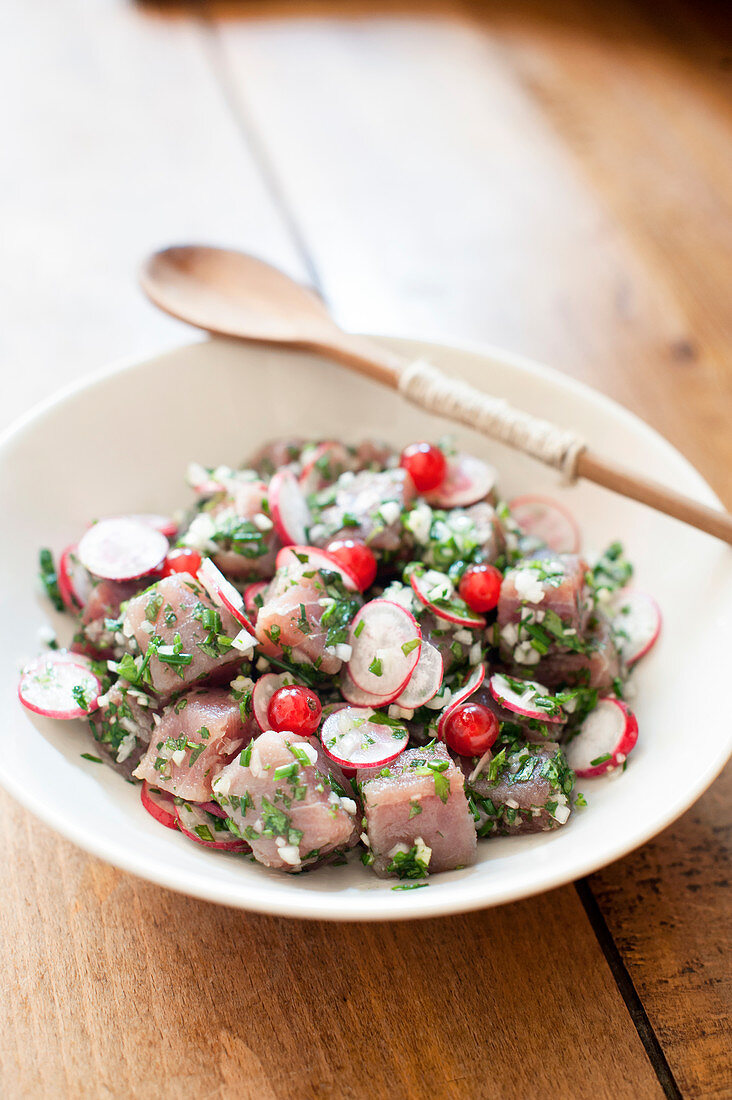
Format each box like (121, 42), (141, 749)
(1, 337), (730, 920)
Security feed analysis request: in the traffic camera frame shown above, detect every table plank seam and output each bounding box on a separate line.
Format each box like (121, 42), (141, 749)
(575, 879), (683, 1100)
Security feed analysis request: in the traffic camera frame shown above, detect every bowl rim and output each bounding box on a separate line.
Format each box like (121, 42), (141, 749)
(1, 334), (729, 921)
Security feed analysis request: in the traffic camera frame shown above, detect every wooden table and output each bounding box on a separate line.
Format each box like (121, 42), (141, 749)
(2, 1), (730, 1096)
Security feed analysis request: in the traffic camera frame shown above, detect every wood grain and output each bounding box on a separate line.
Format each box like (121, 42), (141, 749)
(0, 0), (305, 428)
(590, 765), (732, 1100)
(1, 0), (730, 1096)
(0, 797), (664, 1100)
(207, 1), (731, 1094)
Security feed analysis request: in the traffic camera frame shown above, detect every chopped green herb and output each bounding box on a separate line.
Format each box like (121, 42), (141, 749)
(39, 548), (64, 611)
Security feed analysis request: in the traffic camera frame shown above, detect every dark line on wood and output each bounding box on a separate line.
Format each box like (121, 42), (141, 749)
(575, 879), (683, 1100)
(195, 4), (326, 299)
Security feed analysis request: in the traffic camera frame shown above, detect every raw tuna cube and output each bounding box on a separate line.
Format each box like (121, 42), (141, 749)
(422, 501), (504, 570)
(498, 552), (591, 666)
(134, 687), (253, 801)
(420, 611), (472, 673)
(256, 559), (361, 674)
(79, 578), (148, 655)
(90, 681), (159, 777)
(501, 613), (622, 691)
(312, 468), (415, 553)
(180, 481), (279, 581)
(462, 502), (504, 562)
(461, 741), (574, 836)
(122, 573), (243, 696)
(212, 730), (358, 872)
(245, 438), (305, 477)
(354, 439), (397, 470)
(358, 743), (476, 877)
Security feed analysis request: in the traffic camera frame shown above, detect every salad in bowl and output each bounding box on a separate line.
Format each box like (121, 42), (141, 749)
(20, 437), (660, 884)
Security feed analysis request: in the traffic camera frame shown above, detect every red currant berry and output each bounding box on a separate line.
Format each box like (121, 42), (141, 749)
(400, 442), (447, 493)
(161, 547), (202, 577)
(443, 703), (499, 756)
(458, 564), (502, 613)
(268, 685), (322, 737)
(326, 539), (377, 591)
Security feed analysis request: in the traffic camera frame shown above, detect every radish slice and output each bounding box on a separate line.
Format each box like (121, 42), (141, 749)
(125, 513), (177, 539)
(320, 705), (408, 770)
(199, 799), (227, 819)
(509, 495), (580, 554)
(58, 545), (92, 611)
(339, 666), (400, 707)
(252, 671), (303, 731)
(437, 663), (486, 739)
(489, 673), (565, 723)
(611, 589), (662, 666)
(269, 469), (312, 545)
(275, 545), (359, 591)
(565, 697), (638, 777)
(197, 557), (255, 632)
(299, 441), (352, 494)
(78, 517), (168, 581)
(347, 600), (422, 698)
(18, 651), (102, 719)
(141, 782), (178, 830)
(321, 700), (350, 722)
(175, 802), (248, 851)
(425, 452), (497, 508)
(243, 580), (269, 620)
(394, 642), (444, 709)
(410, 568), (486, 629)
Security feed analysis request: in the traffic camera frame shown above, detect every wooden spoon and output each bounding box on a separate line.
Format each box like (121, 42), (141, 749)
(140, 245), (732, 545)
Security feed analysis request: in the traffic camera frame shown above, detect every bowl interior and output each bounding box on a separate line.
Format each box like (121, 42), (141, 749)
(1, 336), (730, 919)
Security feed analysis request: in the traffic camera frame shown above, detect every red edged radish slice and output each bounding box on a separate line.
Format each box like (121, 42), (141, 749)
(103, 513), (177, 540)
(565, 697), (638, 777)
(489, 673), (565, 723)
(78, 517), (168, 581)
(141, 782), (178, 830)
(275, 545), (359, 591)
(299, 441), (352, 493)
(321, 705), (408, 770)
(126, 513), (177, 539)
(269, 469), (311, 545)
(175, 802), (248, 851)
(18, 651), (102, 719)
(509, 495), (580, 554)
(394, 642), (444, 709)
(437, 663), (486, 739)
(198, 800), (227, 819)
(321, 700), (351, 723)
(252, 671), (303, 731)
(58, 545), (92, 611)
(611, 589), (662, 666)
(197, 557), (255, 632)
(410, 568), (485, 629)
(347, 600), (422, 698)
(339, 666), (400, 707)
(424, 452), (497, 508)
(243, 580), (269, 619)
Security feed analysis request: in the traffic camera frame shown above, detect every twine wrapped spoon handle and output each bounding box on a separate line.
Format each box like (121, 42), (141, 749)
(140, 246), (732, 546)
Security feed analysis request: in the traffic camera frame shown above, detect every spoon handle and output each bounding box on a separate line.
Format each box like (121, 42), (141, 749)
(338, 341), (732, 545)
